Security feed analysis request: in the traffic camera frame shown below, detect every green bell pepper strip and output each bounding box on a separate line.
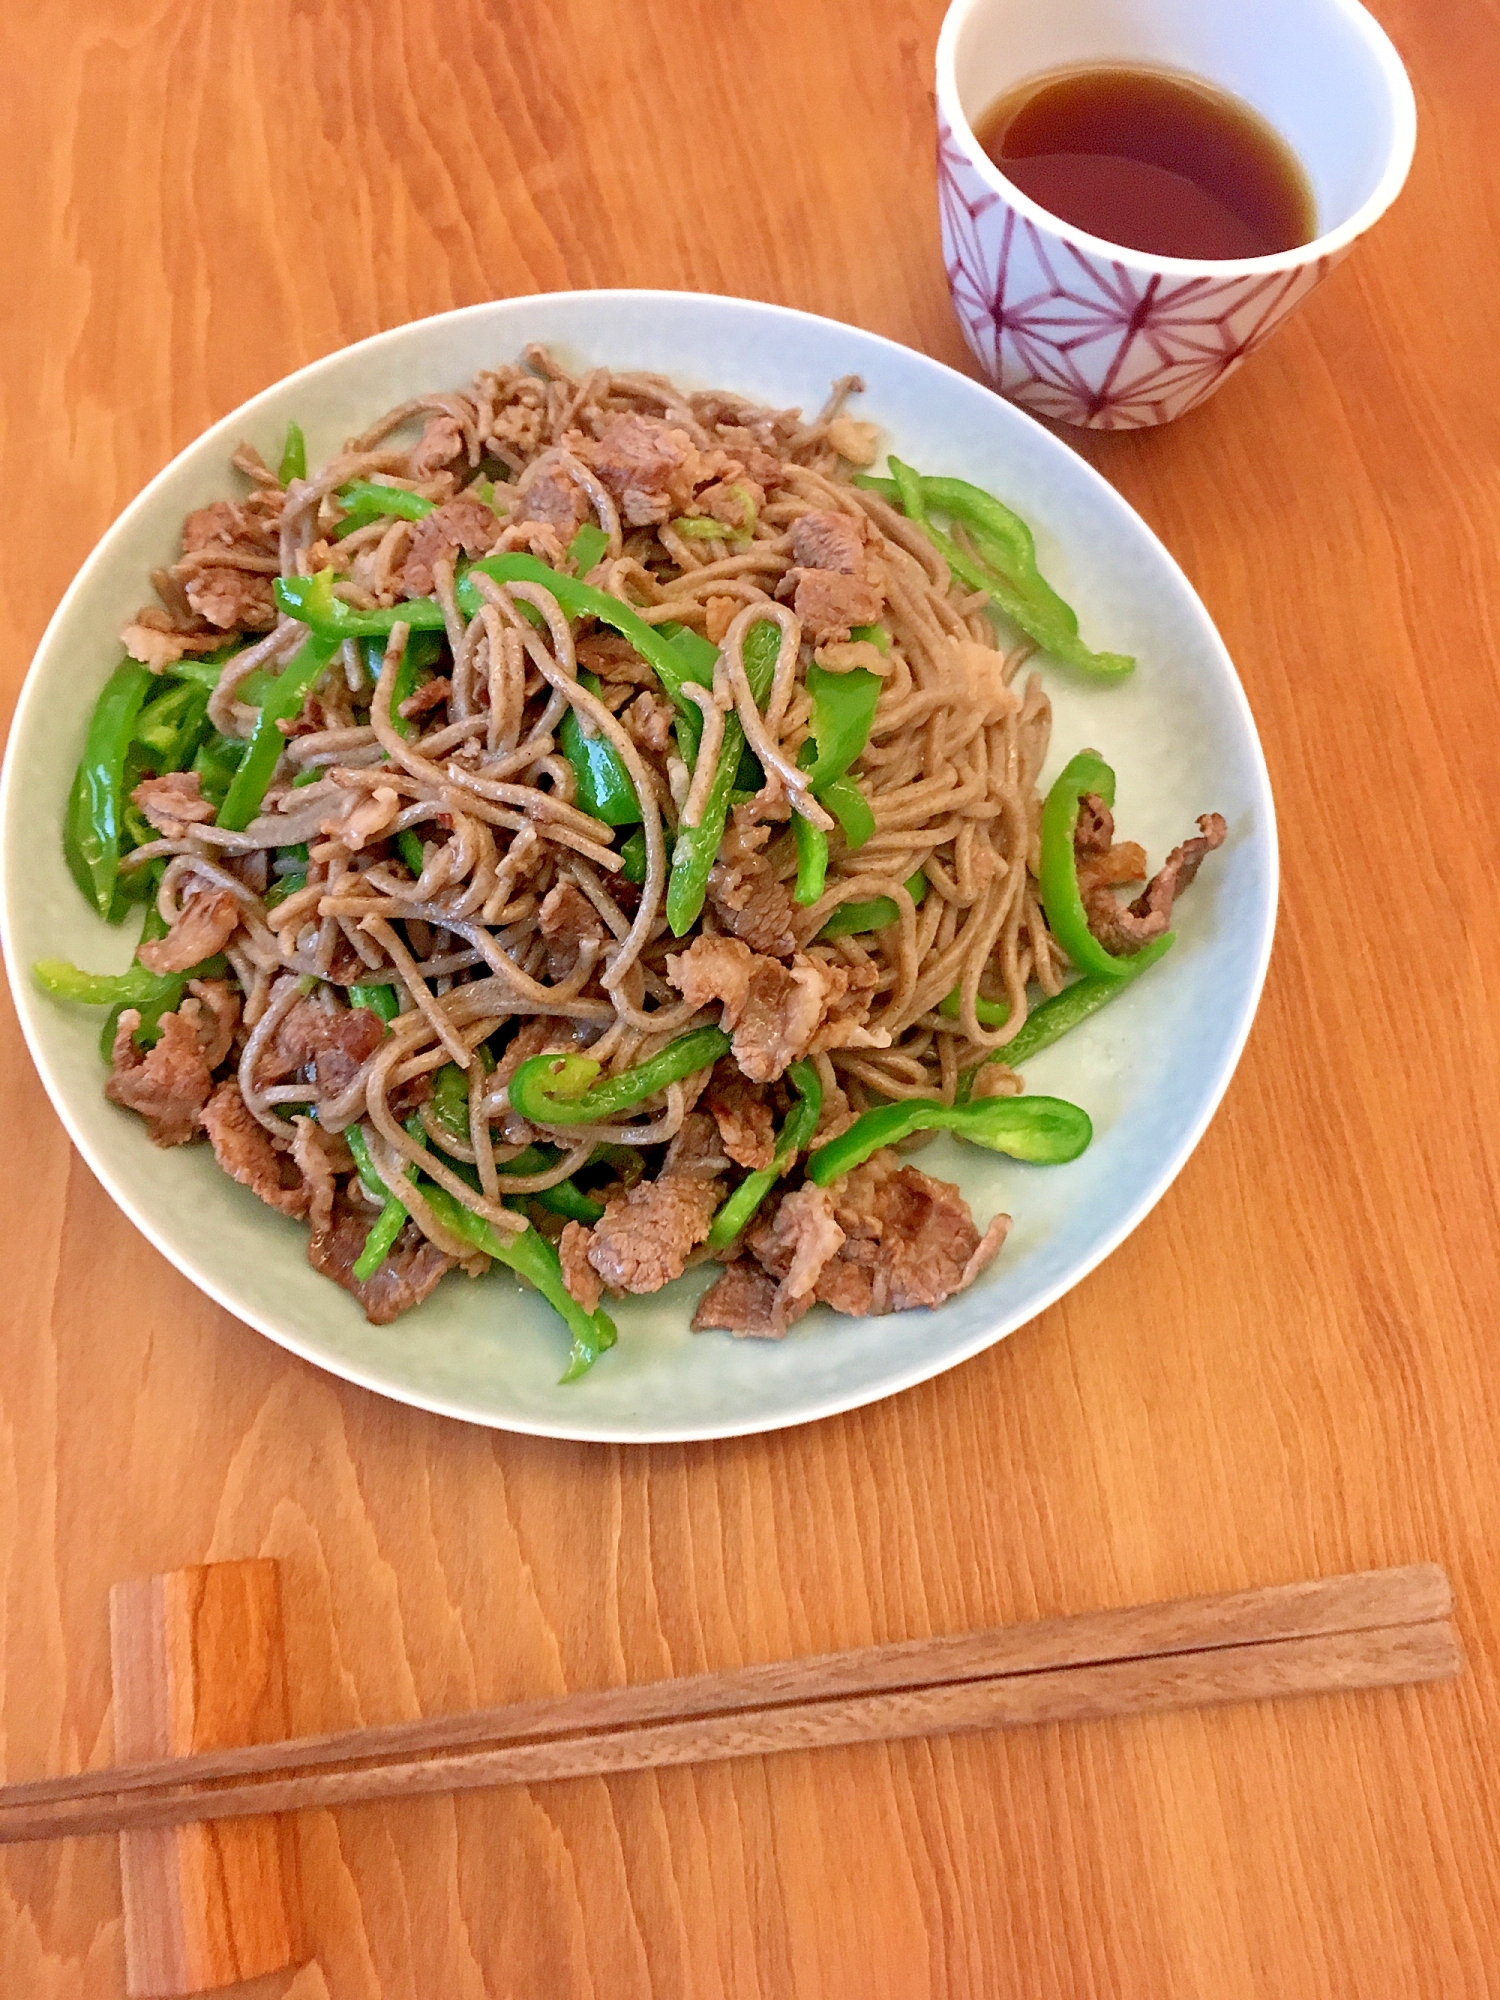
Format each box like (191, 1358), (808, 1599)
(706, 1059), (822, 1250)
(807, 1092), (1092, 1184)
(850, 622), (890, 653)
(66, 660), (154, 918)
(800, 663), (881, 790)
(938, 987), (1009, 1027)
(396, 827), (426, 877)
(957, 936), (1175, 1102)
(457, 554), (716, 713)
(363, 627), (444, 740)
(559, 671), (642, 826)
(1038, 749), (1158, 982)
(792, 815), (828, 906)
(430, 1120), (607, 1226)
(509, 1025), (732, 1128)
(278, 422), (307, 487)
(816, 774), (875, 850)
(275, 569), (449, 639)
(134, 679), (210, 771)
(861, 462), (1133, 680)
(333, 479), (435, 538)
(34, 956), (204, 1010)
(421, 1184), (617, 1381)
(160, 643), (241, 692)
(566, 522), (610, 572)
(665, 619), (782, 936)
(191, 732), (246, 809)
(819, 872), (927, 938)
(429, 1060), (474, 1143)
(345, 1120), (421, 1282)
(618, 828), (648, 885)
(350, 982), (400, 1023)
(216, 631), (340, 830)
(858, 473), (1075, 633)
(355, 1118), (616, 1375)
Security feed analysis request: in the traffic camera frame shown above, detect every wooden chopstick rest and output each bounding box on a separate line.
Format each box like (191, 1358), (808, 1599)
(108, 1560), (304, 1998)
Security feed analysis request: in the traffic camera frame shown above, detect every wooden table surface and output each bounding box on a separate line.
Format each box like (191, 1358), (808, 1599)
(3, 1), (1497, 1993)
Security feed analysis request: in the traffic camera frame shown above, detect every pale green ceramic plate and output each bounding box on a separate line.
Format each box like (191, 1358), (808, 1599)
(0, 292), (1276, 1440)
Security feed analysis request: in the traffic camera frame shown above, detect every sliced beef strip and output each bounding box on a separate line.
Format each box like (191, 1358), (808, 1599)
(703, 1063), (776, 1170)
(260, 996), (386, 1098)
(132, 770), (216, 840)
(200, 1079), (309, 1218)
(398, 497), (502, 598)
(692, 1259), (782, 1338)
(1078, 803), (1228, 957)
(584, 1174), (722, 1295)
(308, 1196), (455, 1324)
(706, 805), (798, 958)
(514, 459), (590, 534)
(744, 1182), (846, 1329)
(781, 508), (886, 644)
(177, 495), (283, 632)
(667, 937), (832, 1083)
(558, 1219), (603, 1314)
(105, 1006), (216, 1147)
(136, 888), (241, 976)
(800, 1152), (1011, 1316)
(538, 880), (606, 981)
(662, 1111), (733, 1181)
(583, 414), (702, 526)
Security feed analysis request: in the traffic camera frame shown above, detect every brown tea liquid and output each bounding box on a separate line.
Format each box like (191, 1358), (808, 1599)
(973, 65), (1315, 261)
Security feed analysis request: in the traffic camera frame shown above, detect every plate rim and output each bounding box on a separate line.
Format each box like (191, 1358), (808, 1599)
(0, 287), (1279, 1442)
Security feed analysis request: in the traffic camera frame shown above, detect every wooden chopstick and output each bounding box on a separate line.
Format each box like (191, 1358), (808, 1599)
(0, 1566), (1458, 1846)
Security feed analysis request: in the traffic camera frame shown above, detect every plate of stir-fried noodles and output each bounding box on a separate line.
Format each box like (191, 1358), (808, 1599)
(0, 292), (1275, 1439)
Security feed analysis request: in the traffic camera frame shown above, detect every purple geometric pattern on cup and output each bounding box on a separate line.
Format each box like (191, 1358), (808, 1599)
(937, 121), (1336, 429)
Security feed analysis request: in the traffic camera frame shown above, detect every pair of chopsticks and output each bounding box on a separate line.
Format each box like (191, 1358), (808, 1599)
(0, 1564), (1457, 1846)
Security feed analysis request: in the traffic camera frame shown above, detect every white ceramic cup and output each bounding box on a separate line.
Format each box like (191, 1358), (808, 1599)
(934, 0), (1417, 428)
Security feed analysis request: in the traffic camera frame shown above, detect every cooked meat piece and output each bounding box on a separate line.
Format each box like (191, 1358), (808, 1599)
(329, 783), (403, 852)
(745, 1182), (845, 1329)
(136, 889), (241, 976)
(290, 1117), (340, 1234)
(515, 460), (589, 534)
(585, 1174), (722, 1294)
(1073, 792), (1147, 897)
(791, 568), (885, 647)
(408, 412), (467, 480)
(121, 618), (224, 669)
(200, 1080), (309, 1217)
(691, 1259), (782, 1338)
(538, 880), (606, 981)
(662, 1111), (732, 1180)
(808, 1152), (1010, 1315)
(706, 804), (798, 957)
(790, 510), (867, 576)
(668, 936), (876, 1081)
(695, 478), (763, 531)
(308, 1196), (454, 1324)
(260, 996), (386, 1097)
(182, 497), (281, 557)
(105, 1006), (216, 1146)
(704, 595), (739, 645)
(132, 770), (216, 840)
(703, 1064), (776, 1169)
(398, 497), (502, 597)
(185, 978), (240, 1068)
(185, 568), (276, 632)
(1081, 810), (1228, 956)
(622, 688), (675, 758)
(782, 508), (886, 644)
(558, 1219), (603, 1314)
(398, 674), (451, 720)
(584, 414), (702, 526)
(824, 416), (880, 466)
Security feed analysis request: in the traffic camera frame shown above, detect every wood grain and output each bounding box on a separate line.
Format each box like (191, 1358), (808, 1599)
(109, 1562), (302, 1994)
(1, 0), (1498, 1995)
